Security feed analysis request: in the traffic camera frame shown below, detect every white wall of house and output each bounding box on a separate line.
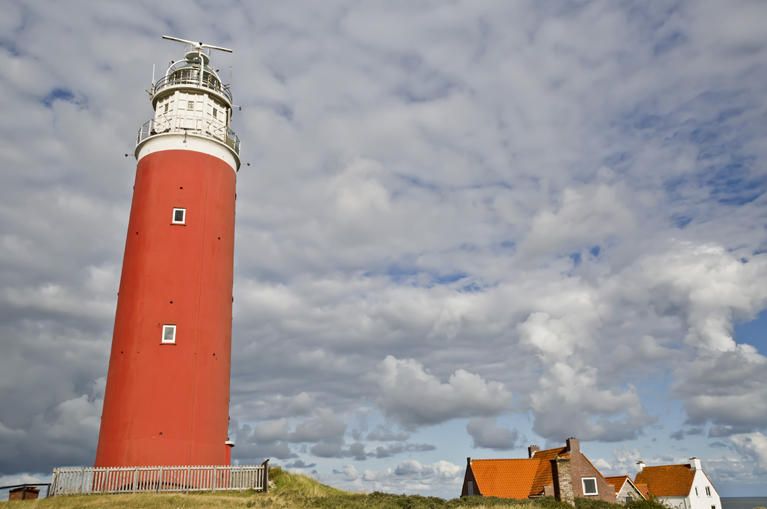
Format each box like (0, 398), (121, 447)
(657, 496), (689, 509)
(616, 481), (644, 504)
(657, 468), (721, 509)
(688, 469), (721, 509)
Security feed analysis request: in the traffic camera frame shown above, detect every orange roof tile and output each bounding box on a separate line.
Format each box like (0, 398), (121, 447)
(635, 465), (694, 497)
(471, 458), (543, 499)
(605, 475), (628, 493)
(530, 446), (567, 495)
(635, 482), (650, 498)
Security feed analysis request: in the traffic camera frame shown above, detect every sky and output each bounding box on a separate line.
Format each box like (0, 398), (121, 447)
(1, 0), (766, 500)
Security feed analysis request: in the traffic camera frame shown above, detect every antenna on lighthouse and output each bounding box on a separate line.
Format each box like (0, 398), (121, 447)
(161, 35), (233, 54)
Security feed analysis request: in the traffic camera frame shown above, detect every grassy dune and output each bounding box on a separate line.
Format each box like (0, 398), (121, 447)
(1, 468), (668, 509)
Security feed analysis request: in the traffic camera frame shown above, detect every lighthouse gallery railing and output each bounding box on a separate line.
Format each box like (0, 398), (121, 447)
(137, 118), (240, 155)
(50, 462), (269, 496)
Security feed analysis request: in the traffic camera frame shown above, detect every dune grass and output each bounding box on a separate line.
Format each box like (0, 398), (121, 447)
(1, 468), (668, 509)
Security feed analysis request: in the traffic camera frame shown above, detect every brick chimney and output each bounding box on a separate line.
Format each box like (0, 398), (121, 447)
(689, 457), (702, 470)
(552, 456), (575, 506)
(566, 437), (580, 453)
(637, 460), (646, 472)
(528, 445), (540, 458)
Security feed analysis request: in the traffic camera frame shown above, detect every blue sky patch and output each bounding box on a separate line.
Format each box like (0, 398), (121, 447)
(42, 87), (76, 108)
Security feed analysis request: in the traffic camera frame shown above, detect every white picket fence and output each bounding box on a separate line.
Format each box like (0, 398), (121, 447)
(50, 461), (269, 496)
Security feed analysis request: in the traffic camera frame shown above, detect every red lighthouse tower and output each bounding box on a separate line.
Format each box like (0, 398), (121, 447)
(95, 36), (240, 467)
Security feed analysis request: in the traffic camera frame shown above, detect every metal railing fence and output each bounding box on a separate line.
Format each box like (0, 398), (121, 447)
(136, 119), (240, 155)
(50, 462), (268, 496)
(153, 72), (233, 103)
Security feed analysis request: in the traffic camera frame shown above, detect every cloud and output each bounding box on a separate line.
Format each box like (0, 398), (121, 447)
(284, 459), (316, 469)
(365, 425), (410, 442)
(675, 345), (767, 430)
(730, 433), (767, 474)
(466, 418), (520, 450)
(372, 443), (436, 459)
(375, 356), (512, 428)
(331, 459), (464, 495)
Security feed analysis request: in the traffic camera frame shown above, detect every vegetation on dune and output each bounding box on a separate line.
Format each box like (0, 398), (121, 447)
(1, 467), (671, 509)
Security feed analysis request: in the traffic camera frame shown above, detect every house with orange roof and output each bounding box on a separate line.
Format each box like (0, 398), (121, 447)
(634, 458), (721, 509)
(461, 437), (617, 505)
(605, 475), (646, 503)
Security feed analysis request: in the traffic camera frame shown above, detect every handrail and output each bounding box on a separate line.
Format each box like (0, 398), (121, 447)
(152, 73), (232, 103)
(136, 119), (240, 156)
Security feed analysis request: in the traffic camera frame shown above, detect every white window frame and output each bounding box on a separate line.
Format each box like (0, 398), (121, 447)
(581, 477), (598, 496)
(705, 486), (711, 497)
(172, 208), (186, 225)
(161, 324), (176, 344)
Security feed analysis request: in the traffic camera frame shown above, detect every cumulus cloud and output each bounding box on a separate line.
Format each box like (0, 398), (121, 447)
(466, 418), (520, 450)
(332, 459), (464, 496)
(365, 425), (410, 442)
(675, 345), (767, 430)
(375, 356), (512, 428)
(730, 433), (767, 474)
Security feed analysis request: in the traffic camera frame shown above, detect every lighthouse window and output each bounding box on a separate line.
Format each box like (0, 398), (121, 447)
(187, 100), (194, 110)
(164, 103), (168, 114)
(213, 107), (218, 119)
(172, 208), (186, 225)
(161, 325), (176, 344)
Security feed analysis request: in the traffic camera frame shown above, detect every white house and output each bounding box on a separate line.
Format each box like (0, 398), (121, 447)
(605, 475), (647, 504)
(635, 458), (721, 509)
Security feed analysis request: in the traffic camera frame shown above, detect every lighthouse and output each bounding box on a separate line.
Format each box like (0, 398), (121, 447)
(95, 36), (239, 467)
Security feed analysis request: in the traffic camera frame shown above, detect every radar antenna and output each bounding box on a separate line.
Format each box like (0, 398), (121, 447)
(161, 35), (233, 54)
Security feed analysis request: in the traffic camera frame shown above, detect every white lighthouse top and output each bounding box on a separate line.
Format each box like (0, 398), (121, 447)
(134, 35), (240, 169)
(152, 35), (234, 108)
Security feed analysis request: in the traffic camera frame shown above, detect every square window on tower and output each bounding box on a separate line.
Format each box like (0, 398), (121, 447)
(172, 208), (186, 225)
(161, 324), (176, 344)
(187, 100), (194, 110)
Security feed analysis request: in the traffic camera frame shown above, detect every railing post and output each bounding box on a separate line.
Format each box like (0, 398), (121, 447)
(262, 459), (270, 493)
(212, 466), (218, 491)
(50, 468), (58, 497)
(158, 466), (164, 492)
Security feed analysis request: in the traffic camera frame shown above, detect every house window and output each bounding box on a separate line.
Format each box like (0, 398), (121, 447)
(705, 487), (711, 496)
(161, 324), (176, 344)
(696, 487), (699, 496)
(172, 208), (186, 224)
(582, 478), (598, 496)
